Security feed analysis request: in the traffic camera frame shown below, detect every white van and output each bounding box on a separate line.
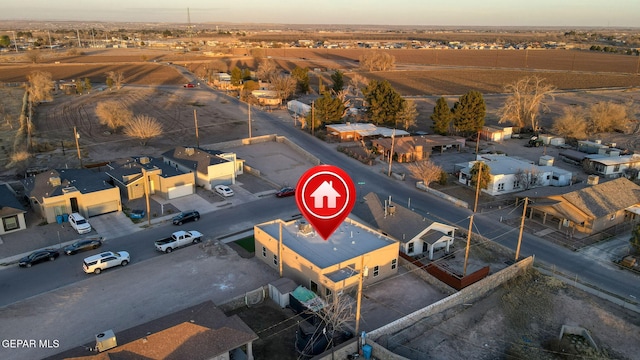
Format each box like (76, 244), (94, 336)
(69, 213), (92, 234)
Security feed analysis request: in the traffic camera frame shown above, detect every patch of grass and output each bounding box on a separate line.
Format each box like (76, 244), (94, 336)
(234, 236), (255, 253)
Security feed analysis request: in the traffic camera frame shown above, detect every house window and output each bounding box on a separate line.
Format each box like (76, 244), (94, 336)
(546, 175), (550, 180)
(273, 254), (278, 266)
(614, 165), (620, 172)
(2, 215), (18, 232)
(391, 259), (397, 270)
(407, 242), (414, 254)
(552, 175), (559, 180)
(325, 288), (332, 298)
(262, 246), (266, 257)
(373, 266), (379, 277)
(513, 180), (520, 189)
(310, 281), (318, 294)
(497, 183), (505, 191)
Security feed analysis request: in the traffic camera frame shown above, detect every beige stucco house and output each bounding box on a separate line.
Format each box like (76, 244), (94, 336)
(22, 169), (122, 224)
(162, 146), (243, 190)
(106, 156), (195, 200)
(254, 217), (399, 299)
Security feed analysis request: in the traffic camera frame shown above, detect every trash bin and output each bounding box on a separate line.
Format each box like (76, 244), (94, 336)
(62, 213), (69, 222)
(56, 215), (63, 224)
(362, 344), (372, 359)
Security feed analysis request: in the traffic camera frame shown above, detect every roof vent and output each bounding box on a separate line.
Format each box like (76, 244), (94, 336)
(185, 147), (195, 156)
(388, 205), (396, 215)
(139, 157), (150, 164)
(49, 176), (61, 187)
(95, 330), (117, 352)
(298, 220), (313, 235)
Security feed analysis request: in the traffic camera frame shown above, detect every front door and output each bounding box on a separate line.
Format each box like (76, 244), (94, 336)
(70, 197), (79, 213)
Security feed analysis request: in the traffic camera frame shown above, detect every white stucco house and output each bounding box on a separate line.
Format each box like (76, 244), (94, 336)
(456, 154), (573, 196)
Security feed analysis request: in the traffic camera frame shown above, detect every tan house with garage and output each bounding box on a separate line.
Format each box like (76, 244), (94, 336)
(162, 146), (243, 190)
(254, 217), (399, 299)
(106, 156), (195, 200)
(22, 169), (122, 224)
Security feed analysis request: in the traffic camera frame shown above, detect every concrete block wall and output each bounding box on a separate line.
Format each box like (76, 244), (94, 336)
(369, 256), (534, 340)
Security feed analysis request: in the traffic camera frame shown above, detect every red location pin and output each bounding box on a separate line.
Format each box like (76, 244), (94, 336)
(295, 165), (356, 240)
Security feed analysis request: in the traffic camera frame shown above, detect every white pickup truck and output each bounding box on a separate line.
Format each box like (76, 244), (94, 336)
(155, 230), (203, 253)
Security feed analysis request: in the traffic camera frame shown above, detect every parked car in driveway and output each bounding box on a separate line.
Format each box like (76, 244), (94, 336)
(129, 209), (146, 219)
(63, 237), (103, 255)
(69, 213), (92, 234)
(275, 187), (295, 198)
(215, 185), (234, 197)
(19, 249), (60, 268)
(172, 210), (200, 225)
(83, 251), (130, 274)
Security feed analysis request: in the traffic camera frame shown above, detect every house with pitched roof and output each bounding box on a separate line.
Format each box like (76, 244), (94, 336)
(58, 301), (257, 360)
(0, 184), (27, 234)
(353, 192), (456, 260)
(519, 177), (640, 235)
(254, 217), (399, 299)
(106, 156), (195, 201)
(372, 135), (466, 162)
(22, 169), (121, 224)
(162, 146), (244, 190)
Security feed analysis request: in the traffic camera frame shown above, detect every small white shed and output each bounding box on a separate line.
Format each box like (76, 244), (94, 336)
(268, 277), (298, 308)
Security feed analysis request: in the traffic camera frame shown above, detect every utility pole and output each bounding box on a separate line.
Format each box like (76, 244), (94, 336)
(387, 128), (396, 177)
(193, 109), (199, 147)
(311, 101), (315, 136)
(355, 255), (366, 335)
(76, 29), (81, 48)
(10, 31), (18, 53)
(73, 127), (83, 168)
(142, 167), (151, 227)
(248, 103), (252, 139)
(515, 197), (529, 261)
(463, 215), (474, 276)
(47, 30), (52, 52)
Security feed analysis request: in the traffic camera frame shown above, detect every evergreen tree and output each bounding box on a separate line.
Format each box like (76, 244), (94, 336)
(0, 35), (10, 47)
(292, 66), (310, 94)
(241, 68), (252, 81)
(230, 67), (242, 86)
(307, 91), (346, 127)
(452, 90), (485, 136)
(331, 70), (344, 93)
(431, 97), (453, 135)
(362, 80), (404, 126)
(470, 161), (491, 190)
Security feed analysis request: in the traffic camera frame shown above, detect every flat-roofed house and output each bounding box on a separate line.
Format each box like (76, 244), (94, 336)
(254, 217), (399, 299)
(162, 146), (243, 190)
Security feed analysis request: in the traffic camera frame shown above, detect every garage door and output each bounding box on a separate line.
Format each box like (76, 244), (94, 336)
(87, 201), (120, 217)
(167, 184), (194, 200)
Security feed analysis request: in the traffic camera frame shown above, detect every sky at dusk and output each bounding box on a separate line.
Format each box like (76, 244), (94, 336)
(2, 0), (639, 27)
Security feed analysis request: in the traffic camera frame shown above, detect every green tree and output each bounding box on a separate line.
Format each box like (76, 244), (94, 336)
(431, 97), (453, 135)
(0, 35), (10, 47)
(306, 92), (346, 128)
(330, 70), (344, 93)
(75, 78), (84, 94)
(452, 90), (485, 136)
(470, 161), (491, 190)
(292, 66), (310, 94)
(162, 30), (172, 38)
(230, 67), (243, 86)
(362, 80), (404, 126)
(83, 78), (92, 93)
(241, 68), (252, 81)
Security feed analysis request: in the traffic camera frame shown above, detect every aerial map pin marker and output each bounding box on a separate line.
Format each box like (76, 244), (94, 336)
(295, 165), (356, 240)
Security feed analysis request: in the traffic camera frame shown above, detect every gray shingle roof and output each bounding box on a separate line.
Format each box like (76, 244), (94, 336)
(22, 169), (114, 203)
(0, 184), (25, 216)
(560, 177), (640, 218)
(162, 146), (228, 175)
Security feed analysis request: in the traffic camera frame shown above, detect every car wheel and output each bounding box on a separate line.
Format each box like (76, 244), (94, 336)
(94, 268), (101, 274)
(194, 217), (199, 221)
(49, 256), (55, 261)
(193, 238), (200, 244)
(166, 248), (173, 253)
(177, 221), (183, 225)
(26, 263), (32, 268)
(121, 260), (128, 266)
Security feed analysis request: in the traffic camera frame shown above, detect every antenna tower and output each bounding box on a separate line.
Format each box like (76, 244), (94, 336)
(187, 8), (194, 43)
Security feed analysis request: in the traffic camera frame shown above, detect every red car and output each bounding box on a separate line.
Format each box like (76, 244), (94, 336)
(275, 187), (295, 198)
(183, 83), (196, 88)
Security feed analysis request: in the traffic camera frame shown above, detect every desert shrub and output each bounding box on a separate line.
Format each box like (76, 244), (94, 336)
(96, 101), (133, 131)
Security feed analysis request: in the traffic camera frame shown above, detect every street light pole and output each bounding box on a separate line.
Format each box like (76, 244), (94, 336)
(73, 126), (83, 168)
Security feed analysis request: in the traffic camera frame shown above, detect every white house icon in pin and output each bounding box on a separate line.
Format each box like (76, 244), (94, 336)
(310, 180), (341, 208)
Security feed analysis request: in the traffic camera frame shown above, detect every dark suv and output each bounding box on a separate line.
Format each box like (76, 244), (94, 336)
(172, 210), (200, 225)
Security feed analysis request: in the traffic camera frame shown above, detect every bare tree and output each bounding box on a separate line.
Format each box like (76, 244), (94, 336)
(270, 73), (296, 103)
(408, 159), (442, 187)
(514, 167), (543, 190)
(96, 101), (133, 131)
(26, 71), (54, 104)
(359, 52), (396, 72)
(124, 115), (163, 145)
(552, 106), (588, 139)
(348, 73), (369, 96)
(105, 71), (125, 90)
(307, 293), (354, 357)
(256, 58), (277, 82)
(587, 101), (632, 134)
(397, 99), (418, 130)
(24, 50), (42, 64)
(498, 76), (555, 131)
